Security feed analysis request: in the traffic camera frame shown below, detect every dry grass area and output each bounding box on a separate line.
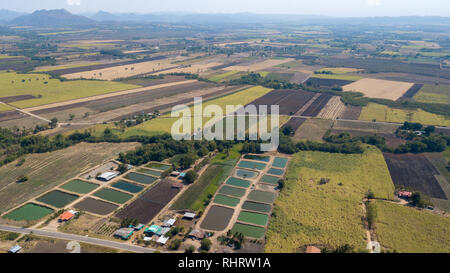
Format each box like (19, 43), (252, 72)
(0, 142), (139, 214)
(157, 62), (223, 75)
(224, 58), (294, 72)
(343, 78), (414, 100)
(62, 59), (178, 80)
(293, 119), (333, 142)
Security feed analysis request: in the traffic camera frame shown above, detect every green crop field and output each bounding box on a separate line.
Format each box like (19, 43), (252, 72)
(231, 223), (266, 239)
(0, 71), (139, 108)
(413, 84), (450, 105)
(123, 86), (272, 137)
(0, 103), (13, 112)
(3, 203), (54, 221)
(208, 70), (240, 82)
(93, 188), (133, 204)
(214, 194), (240, 207)
(265, 147), (395, 253)
(359, 103), (450, 126)
(238, 211), (269, 226)
(374, 201), (450, 253)
(310, 73), (362, 81)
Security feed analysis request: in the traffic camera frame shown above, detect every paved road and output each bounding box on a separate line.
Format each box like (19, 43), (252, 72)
(0, 225), (158, 253)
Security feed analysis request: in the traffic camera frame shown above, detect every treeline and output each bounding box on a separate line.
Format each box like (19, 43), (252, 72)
(278, 134), (365, 155)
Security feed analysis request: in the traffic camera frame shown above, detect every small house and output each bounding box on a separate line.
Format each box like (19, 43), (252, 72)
(157, 236), (169, 245)
(114, 228), (134, 240)
(8, 245), (22, 253)
(145, 225), (163, 236)
(398, 191), (412, 198)
(162, 218), (176, 227)
(189, 229), (205, 240)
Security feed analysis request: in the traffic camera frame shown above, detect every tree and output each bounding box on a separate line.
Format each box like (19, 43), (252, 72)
(179, 154), (196, 169)
(117, 164), (129, 174)
(184, 170), (198, 184)
(169, 239), (182, 250)
(49, 118), (58, 128)
(366, 202), (377, 229)
(16, 175), (28, 183)
(411, 192), (427, 208)
(200, 238), (212, 251)
(185, 245), (195, 253)
(282, 126), (294, 136)
(69, 114), (75, 121)
(277, 179), (285, 190)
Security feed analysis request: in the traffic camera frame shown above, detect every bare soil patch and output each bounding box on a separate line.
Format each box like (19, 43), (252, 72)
(343, 78), (414, 100)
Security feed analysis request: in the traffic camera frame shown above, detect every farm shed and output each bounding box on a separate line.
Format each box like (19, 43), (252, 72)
(133, 224), (145, 231)
(145, 225), (163, 236)
(114, 228), (134, 240)
(183, 212), (196, 220)
(8, 245), (22, 253)
(189, 229), (205, 240)
(157, 236), (169, 245)
(97, 172), (118, 182)
(163, 218), (176, 227)
(398, 191), (412, 198)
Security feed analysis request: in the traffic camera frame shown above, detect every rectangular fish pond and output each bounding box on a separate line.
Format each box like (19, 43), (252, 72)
(137, 168), (163, 177)
(238, 160), (267, 170)
(200, 205), (234, 231)
(272, 157), (288, 169)
(247, 190), (276, 204)
(260, 175), (281, 186)
(36, 190), (79, 208)
(213, 194), (240, 207)
(74, 198), (118, 215)
(267, 168), (284, 176)
(60, 180), (99, 194)
(231, 223), (265, 239)
(226, 177), (251, 188)
(145, 162), (171, 171)
(234, 169), (258, 179)
(238, 211), (269, 226)
(4, 203), (54, 221)
(125, 172), (159, 185)
(218, 185), (246, 198)
(111, 180), (144, 193)
(243, 155), (271, 162)
(242, 201), (272, 213)
(93, 188), (133, 204)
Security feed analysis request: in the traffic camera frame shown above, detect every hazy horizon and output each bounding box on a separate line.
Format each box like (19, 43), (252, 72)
(1, 0), (450, 18)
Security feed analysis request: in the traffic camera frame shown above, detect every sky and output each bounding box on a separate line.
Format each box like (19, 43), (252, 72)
(1, 0), (450, 17)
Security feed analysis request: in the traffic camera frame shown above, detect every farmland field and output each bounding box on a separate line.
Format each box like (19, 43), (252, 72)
(231, 223), (265, 239)
(0, 72), (139, 108)
(0, 104), (13, 112)
(0, 142), (138, 214)
(383, 153), (447, 199)
(125, 172), (158, 185)
(413, 84), (450, 104)
(302, 94), (333, 117)
(137, 168), (163, 177)
(310, 74), (362, 81)
(374, 201), (450, 253)
(3, 203), (54, 221)
(306, 78), (354, 87)
(36, 190), (79, 208)
(73, 198), (119, 215)
(124, 86), (272, 136)
(93, 188), (133, 204)
(208, 71), (240, 82)
(223, 58), (294, 72)
(265, 148), (395, 253)
(111, 181), (144, 194)
(115, 179), (180, 223)
(343, 78), (414, 100)
(359, 103), (450, 126)
(213, 194), (240, 207)
(60, 180), (99, 194)
(238, 211), (269, 226)
(200, 205), (234, 231)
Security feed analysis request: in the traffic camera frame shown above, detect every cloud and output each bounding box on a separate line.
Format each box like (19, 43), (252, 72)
(366, 0), (382, 6)
(67, 0), (82, 6)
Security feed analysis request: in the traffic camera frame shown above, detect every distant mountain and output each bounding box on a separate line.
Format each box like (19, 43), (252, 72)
(10, 9), (94, 27)
(0, 9), (26, 21)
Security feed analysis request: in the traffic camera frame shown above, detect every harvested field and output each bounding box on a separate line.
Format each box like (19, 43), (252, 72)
(260, 175), (281, 186)
(302, 94), (333, 117)
(3, 203), (53, 221)
(200, 205), (234, 231)
(0, 110), (24, 122)
(281, 117), (306, 133)
(218, 185), (246, 198)
(231, 223), (265, 239)
(36, 190), (79, 208)
(226, 177), (251, 188)
(111, 181), (144, 194)
(306, 77), (353, 87)
(398, 84), (424, 101)
(290, 72), (311, 84)
(0, 142), (138, 214)
(247, 190), (276, 204)
(115, 179), (181, 223)
(244, 89), (314, 115)
(242, 201), (272, 213)
(159, 62), (222, 75)
(238, 211), (269, 226)
(213, 194), (240, 207)
(73, 198), (119, 215)
(343, 78), (414, 100)
(293, 118), (333, 141)
(340, 105), (362, 120)
(60, 57), (173, 80)
(383, 153), (447, 199)
(125, 172), (158, 185)
(60, 180), (99, 194)
(93, 188), (133, 204)
(224, 58), (294, 72)
(317, 96), (346, 120)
